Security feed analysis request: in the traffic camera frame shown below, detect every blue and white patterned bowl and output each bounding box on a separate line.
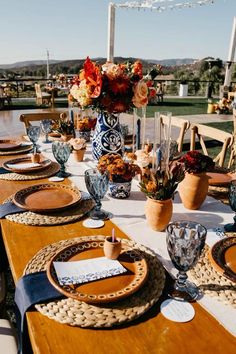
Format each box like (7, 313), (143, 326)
(109, 180), (132, 199)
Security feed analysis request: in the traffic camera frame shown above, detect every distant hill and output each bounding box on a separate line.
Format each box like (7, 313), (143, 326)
(145, 58), (196, 66)
(0, 57), (196, 70)
(0, 60), (62, 69)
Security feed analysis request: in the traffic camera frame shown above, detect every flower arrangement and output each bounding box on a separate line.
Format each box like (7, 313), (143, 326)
(70, 57), (149, 113)
(76, 116), (97, 131)
(213, 98), (232, 114)
(179, 150), (215, 174)
(97, 153), (141, 182)
(55, 119), (75, 136)
(69, 137), (86, 151)
(139, 162), (185, 200)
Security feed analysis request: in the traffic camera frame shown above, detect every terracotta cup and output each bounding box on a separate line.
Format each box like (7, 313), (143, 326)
(31, 153), (41, 163)
(103, 236), (122, 260)
(73, 149), (86, 162)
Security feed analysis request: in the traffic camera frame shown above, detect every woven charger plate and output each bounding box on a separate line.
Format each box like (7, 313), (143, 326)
(4, 195), (94, 226)
(24, 236), (165, 328)
(0, 144), (32, 156)
(188, 245), (236, 307)
(0, 161), (60, 181)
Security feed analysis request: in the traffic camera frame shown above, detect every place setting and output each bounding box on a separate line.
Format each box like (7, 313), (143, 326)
(0, 155), (60, 181)
(187, 178), (236, 305)
(0, 128), (74, 181)
(17, 232), (165, 331)
(0, 182), (95, 225)
(0, 138), (33, 156)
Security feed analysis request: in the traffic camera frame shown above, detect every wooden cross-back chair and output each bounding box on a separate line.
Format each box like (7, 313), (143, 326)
(228, 109), (236, 168)
(190, 123), (233, 168)
(19, 112), (67, 133)
(159, 114), (190, 153)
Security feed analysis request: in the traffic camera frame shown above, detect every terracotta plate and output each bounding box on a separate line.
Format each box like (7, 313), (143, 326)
(47, 238), (148, 304)
(209, 236), (236, 282)
(13, 183), (82, 212)
(0, 139), (22, 151)
(207, 172), (236, 186)
(2, 157), (52, 173)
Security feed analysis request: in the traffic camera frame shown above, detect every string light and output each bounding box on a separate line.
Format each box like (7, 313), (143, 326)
(116, 0), (216, 11)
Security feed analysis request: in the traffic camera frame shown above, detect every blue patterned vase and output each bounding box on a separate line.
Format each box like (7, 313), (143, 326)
(92, 111), (124, 160)
(109, 180), (132, 199)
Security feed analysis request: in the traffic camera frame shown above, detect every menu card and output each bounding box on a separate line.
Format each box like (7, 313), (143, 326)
(6, 162), (41, 170)
(53, 257), (127, 285)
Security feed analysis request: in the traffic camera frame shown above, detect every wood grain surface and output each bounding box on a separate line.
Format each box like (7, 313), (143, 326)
(1, 155), (236, 354)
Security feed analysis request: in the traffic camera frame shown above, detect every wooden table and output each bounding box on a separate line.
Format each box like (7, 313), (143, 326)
(1, 155), (236, 354)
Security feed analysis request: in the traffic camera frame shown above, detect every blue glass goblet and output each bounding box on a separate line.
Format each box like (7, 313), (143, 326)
(52, 141), (71, 178)
(40, 119), (52, 143)
(26, 126), (40, 154)
(166, 220), (207, 301)
(224, 180), (236, 232)
(84, 168), (109, 220)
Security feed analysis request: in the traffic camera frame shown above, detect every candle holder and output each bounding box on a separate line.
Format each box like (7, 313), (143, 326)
(103, 236), (122, 260)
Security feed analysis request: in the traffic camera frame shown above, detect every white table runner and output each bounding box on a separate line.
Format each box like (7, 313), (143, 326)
(40, 141), (236, 336)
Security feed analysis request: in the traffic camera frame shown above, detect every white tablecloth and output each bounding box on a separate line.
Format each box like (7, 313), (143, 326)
(41, 141), (236, 337)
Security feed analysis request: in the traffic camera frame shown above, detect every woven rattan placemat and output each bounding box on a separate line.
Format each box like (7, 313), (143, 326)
(0, 162), (60, 181)
(0, 145), (32, 156)
(4, 195), (94, 226)
(24, 236), (166, 328)
(208, 185), (229, 204)
(189, 245), (236, 307)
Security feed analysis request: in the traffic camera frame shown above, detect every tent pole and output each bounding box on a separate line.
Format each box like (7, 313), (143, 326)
(224, 16), (236, 88)
(107, 3), (116, 62)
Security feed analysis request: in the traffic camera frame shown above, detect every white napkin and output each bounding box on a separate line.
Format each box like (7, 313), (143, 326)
(53, 256), (127, 285)
(6, 162), (41, 170)
(206, 227), (227, 247)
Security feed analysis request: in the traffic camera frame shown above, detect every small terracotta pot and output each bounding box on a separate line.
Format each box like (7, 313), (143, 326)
(178, 172), (209, 210)
(31, 153), (41, 163)
(103, 236), (122, 260)
(72, 149), (86, 162)
(145, 197), (173, 232)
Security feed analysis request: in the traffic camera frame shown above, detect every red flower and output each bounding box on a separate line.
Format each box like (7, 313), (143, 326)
(109, 77), (130, 95)
(149, 88), (156, 98)
(179, 150), (215, 173)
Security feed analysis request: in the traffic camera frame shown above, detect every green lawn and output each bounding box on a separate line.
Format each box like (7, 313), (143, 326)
(1, 97), (210, 116)
(146, 98), (209, 117)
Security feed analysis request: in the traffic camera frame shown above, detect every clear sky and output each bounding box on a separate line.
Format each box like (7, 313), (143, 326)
(0, 0), (235, 64)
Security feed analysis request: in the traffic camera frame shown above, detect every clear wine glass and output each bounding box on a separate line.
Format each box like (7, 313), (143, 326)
(26, 126), (40, 154)
(224, 180), (236, 232)
(40, 119), (52, 143)
(166, 220), (207, 301)
(84, 168), (109, 220)
(52, 141), (71, 178)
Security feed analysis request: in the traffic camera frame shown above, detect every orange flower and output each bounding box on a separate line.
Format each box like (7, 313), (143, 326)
(145, 181), (157, 193)
(132, 61), (143, 78)
(83, 57), (102, 98)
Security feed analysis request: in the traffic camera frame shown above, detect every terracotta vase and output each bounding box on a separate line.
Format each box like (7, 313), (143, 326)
(178, 172), (209, 210)
(72, 149), (86, 162)
(145, 197), (173, 232)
